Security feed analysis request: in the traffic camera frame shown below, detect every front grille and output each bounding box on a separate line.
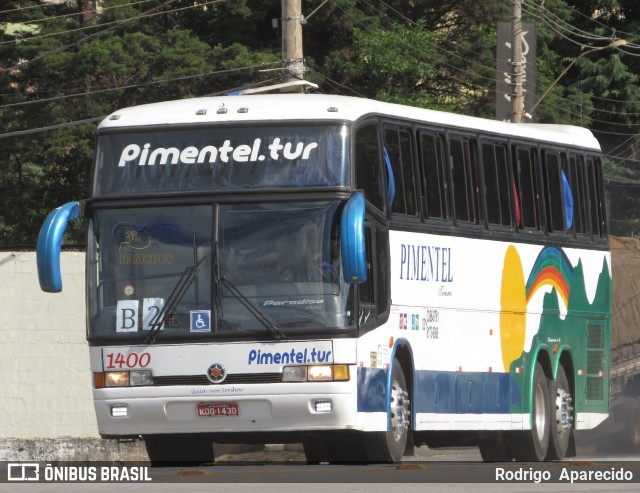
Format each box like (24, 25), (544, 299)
(153, 373), (282, 386)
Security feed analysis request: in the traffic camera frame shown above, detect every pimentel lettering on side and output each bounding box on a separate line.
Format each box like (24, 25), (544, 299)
(117, 138), (318, 167)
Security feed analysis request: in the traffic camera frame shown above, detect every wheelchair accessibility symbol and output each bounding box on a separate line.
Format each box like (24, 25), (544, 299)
(190, 310), (211, 332)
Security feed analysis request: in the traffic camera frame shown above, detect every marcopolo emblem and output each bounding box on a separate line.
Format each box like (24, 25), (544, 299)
(206, 363), (226, 384)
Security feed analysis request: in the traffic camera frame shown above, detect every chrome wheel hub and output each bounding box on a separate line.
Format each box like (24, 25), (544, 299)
(390, 381), (410, 442)
(554, 387), (574, 435)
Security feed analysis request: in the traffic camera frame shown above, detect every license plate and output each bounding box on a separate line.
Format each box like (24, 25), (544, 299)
(197, 402), (239, 417)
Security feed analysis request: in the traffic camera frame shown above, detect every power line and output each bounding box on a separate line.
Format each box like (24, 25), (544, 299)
(0, 0), (224, 47)
(0, 68), (284, 138)
(341, 1), (502, 102)
(0, 116), (104, 139)
(2, 0), (158, 25)
(1, 1), (63, 15)
(521, 0), (614, 45)
(1, 0), (175, 73)
(539, 0), (640, 48)
(1, 0), (228, 74)
(0, 61), (282, 110)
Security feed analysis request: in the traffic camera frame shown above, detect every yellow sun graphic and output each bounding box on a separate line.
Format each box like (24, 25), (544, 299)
(500, 245), (527, 372)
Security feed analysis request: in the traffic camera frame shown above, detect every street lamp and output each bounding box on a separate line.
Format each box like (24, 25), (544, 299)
(529, 38), (627, 115)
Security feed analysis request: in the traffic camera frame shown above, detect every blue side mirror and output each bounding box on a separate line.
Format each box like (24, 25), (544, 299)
(341, 192), (366, 284)
(36, 202), (81, 292)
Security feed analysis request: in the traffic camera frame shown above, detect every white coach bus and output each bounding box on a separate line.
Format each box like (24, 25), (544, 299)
(37, 90), (611, 464)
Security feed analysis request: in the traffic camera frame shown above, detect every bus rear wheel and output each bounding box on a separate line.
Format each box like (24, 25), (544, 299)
(362, 358), (411, 463)
(546, 365), (574, 460)
(478, 432), (513, 462)
(144, 434), (214, 466)
(511, 363), (550, 462)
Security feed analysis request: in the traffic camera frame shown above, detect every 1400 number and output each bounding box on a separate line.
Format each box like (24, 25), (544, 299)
(105, 352), (151, 369)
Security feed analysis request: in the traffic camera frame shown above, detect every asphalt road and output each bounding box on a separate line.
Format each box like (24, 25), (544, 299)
(1, 446), (639, 493)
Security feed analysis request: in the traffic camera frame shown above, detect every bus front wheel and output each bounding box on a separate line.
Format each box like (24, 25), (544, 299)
(144, 434), (214, 466)
(363, 358), (411, 463)
(512, 363), (550, 461)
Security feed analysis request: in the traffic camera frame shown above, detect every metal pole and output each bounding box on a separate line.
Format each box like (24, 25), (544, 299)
(510, 0), (524, 123)
(282, 0), (305, 86)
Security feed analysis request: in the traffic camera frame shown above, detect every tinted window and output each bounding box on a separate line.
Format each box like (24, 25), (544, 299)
(419, 131), (448, 220)
(566, 154), (588, 236)
(481, 142), (512, 227)
(384, 127), (417, 216)
(449, 137), (478, 224)
(586, 156), (606, 238)
(355, 124), (384, 210)
(513, 146), (540, 230)
(543, 151), (565, 233)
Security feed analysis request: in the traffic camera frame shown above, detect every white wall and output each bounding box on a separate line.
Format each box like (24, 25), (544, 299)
(0, 251), (99, 439)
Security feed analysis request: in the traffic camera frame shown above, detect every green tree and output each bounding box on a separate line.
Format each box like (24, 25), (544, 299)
(2, 0), (640, 244)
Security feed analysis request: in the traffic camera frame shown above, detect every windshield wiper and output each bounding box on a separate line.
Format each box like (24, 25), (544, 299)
(214, 241), (286, 340)
(145, 265), (197, 344)
(218, 276), (287, 340)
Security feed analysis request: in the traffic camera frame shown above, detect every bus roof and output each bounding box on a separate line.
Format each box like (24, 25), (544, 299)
(99, 93), (601, 151)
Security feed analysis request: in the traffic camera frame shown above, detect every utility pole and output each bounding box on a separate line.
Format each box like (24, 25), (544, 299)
(510, 0), (525, 123)
(281, 0), (305, 87)
(80, 0), (97, 23)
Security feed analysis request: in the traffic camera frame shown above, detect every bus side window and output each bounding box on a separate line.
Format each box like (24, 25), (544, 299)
(481, 141), (512, 227)
(586, 156), (606, 239)
(512, 146), (541, 231)
(448, 136), (478, 225)
(542, 150), (566, 233)
(358, 223), (389, 331)
(383, 127), (418, 217)
(566, 153), (588, 236)
(355, 123), (384, 210)
(358, 226), (375, 326)
(419, 131), (449, 220)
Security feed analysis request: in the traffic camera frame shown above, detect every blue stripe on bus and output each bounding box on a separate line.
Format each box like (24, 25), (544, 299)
(357, 368), (521, 414)
(356, 367), (388, 413)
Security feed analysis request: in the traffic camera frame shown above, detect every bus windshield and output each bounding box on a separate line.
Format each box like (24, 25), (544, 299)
(93, 124), (350, 196)
(87, 201), (355, 341)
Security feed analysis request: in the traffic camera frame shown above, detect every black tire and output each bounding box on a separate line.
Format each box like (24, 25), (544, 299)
(546, 365), (574, 460)
(303, 434), (364, 464)
(511, 363), (550, 462)
(478, 433), (513, 462)
(631, 415), (640, 452)
(144, 434), (214, 467)
(362, 358), (411, 463)
(302, 440), (331, 464)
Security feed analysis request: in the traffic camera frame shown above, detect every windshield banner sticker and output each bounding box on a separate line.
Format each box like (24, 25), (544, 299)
(96, 126), (349, 195)
(117, 138), (318, 167)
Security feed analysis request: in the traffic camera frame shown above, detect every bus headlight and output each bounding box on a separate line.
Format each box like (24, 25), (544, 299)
(100, 370), (153, 388)
(105, 371), (129, 387)
(308, 365), (333, 381)
(130, 370), (153, 386)
(282, 365), (349, 382)
(282, 366), (308, 382)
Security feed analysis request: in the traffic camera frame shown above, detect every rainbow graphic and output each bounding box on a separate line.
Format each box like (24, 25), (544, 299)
(500, 245), (575, 372)
(525, 247), (574, 308)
